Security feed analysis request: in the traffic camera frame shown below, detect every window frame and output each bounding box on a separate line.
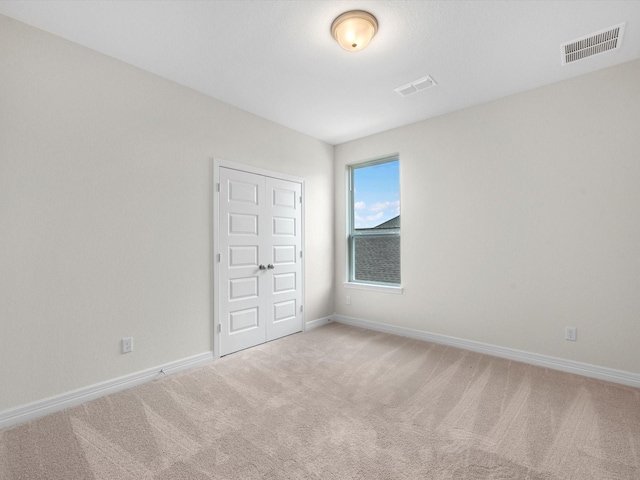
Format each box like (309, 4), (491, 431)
(347, 156), (402, 291)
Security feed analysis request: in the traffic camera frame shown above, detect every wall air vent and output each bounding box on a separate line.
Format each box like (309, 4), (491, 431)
(394, 75), (437, 97)
(561, 23), (625, 65)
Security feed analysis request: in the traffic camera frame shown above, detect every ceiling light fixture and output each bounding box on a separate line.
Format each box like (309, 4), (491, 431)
(331, 10), (378, 52)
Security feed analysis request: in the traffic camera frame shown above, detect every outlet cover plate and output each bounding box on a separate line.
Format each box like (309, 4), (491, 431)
(122, 337), (133, 353)
(565, 327), (577, 341)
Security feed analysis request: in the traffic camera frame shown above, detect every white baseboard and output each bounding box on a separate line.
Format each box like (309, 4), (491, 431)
(333, 314), (640, 388)
(0, 351), (214, 431)
(305, 316), (333, 331)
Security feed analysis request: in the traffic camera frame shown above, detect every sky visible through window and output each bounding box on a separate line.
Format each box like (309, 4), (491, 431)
(353, 160), (400, 229)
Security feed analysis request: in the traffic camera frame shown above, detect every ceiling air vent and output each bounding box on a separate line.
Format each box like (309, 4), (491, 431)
(394, 75), (437, 97)
(561, 23), (625, 65)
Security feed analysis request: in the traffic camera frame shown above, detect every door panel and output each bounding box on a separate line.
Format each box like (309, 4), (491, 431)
(273, 217), (296, 236)
(273, 187), (297, 208)
(273, 245), (296, 264)
(228, 246), (258, 267)
(229, 277), (259, 300)
(265, 177), (302, 341)
(219, 168), (303, 355)
(229, 214), (258, 235)
(273, 300), (296, 322)
(229, 308), (260, 333)
(273, 273), (296, 293)
(219, 169), (267, 356)
(229, 180), (259, 204)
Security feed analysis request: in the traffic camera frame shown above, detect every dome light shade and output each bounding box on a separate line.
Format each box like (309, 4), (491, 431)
(331, 11), (378, 52)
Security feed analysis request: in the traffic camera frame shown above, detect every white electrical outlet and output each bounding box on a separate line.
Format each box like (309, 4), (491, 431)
(122, 337), (133, 353)
(346, 296), (351, 305)
(564, 327), (577, 342)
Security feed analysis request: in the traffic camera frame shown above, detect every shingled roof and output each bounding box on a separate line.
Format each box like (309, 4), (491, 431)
(372, 215), (400, 230)
(353, 215), (400, 285)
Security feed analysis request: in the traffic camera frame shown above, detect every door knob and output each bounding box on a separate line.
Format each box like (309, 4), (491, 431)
(267, 264), (275, 270)
(259, 264), (267, 270)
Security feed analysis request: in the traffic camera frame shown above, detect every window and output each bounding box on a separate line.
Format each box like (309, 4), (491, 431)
(348, 157), (400, 286)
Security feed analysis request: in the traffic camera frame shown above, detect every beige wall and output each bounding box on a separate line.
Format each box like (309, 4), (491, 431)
(0, 15), (334, 411)
(334, 59), (640, 375)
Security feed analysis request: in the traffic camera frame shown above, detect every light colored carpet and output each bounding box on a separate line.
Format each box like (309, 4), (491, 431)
(1, 322), (639, 479)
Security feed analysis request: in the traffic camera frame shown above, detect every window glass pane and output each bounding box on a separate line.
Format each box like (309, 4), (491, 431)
(350, 158), (400, 285)
(353, 235), (401, 284)
(353, 160), (400, 229)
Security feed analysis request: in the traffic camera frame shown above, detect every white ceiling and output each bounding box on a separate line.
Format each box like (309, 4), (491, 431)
(1, 0), (640, 145)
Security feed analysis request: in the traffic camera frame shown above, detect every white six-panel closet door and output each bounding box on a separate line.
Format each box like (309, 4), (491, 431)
(219, 167), (302, 356)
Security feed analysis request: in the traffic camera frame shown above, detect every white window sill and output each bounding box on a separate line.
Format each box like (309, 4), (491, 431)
(343, 282), (403, 294)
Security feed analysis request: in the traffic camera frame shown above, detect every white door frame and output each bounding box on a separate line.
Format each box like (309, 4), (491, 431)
(212, 158), (306, 359)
